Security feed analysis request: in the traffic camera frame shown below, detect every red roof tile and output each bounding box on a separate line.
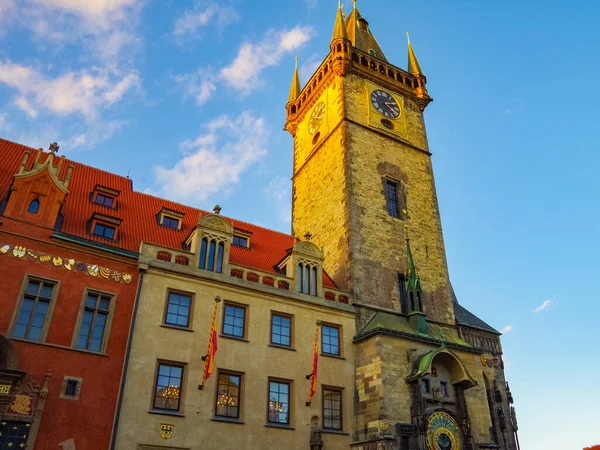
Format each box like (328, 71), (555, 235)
(0, 138), (337, 288)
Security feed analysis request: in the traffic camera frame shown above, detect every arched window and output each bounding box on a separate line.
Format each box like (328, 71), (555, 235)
(199, 238), (224, 273)
(298, 263), (318, 297)
(28, 198), (40, 214)
(297, 264), (303, 293)
(417, 291), (422, 311)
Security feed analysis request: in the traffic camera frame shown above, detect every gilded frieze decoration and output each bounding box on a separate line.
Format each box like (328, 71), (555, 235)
(0, 241), (133, 284)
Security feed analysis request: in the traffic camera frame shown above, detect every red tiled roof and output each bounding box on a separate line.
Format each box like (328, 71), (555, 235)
(0, 138), (336, 288)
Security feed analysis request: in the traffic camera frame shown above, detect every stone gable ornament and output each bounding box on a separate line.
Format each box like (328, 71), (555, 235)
(49, 142), (59, 154)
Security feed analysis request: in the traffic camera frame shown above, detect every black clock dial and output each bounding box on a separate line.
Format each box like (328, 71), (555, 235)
(370, 90), (400, 119)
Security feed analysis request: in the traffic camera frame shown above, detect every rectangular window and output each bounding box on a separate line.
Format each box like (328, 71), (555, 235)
(12, 278), (56, 341)
(232, 235), (248, 248)
(440, 381), (448, 397)
(93, 222), (116, 239)
(321, 325), (340, 356)
(400, 436), (410, 450)
(153, 363), (184, 411)
(386, 180), (399, 218)
(164, 291), (192, 328)
(94, 193), (115, 208)
(75, 291), (113, 352)
(322, 387), (343, 430)
(270, 313), (292, 347)
(421, 379), (430, 394)
(268, 380), (290, 424)
(222, 304), (246, 338)
(65, 379), (78, 396)
(215, 372), (241, 418)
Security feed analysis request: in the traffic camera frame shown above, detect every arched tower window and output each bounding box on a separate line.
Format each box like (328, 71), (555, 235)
(297, 262), (318, 297)
(199, 238), (224, 273)
(28, 198), (40, 214)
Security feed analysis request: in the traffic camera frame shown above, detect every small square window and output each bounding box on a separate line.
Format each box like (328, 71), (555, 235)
(321, 325), (340, 356)
(271, 313), (292, 347)
(215, 372), (241, 419)
(421, 379), (430, 394)
(94, 193), (115, 208)
(93, 223), (116, 240)
(222, 304), (246, 339)
(232, 235), (248, 248)
(153, 362), (184, 412)
(165, 291), (192, 328)
(60, 376), (83, 400)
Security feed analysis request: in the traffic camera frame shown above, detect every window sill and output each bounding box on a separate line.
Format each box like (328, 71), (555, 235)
(211, 416), (244, 425)
(9, 337), (108, 357)
(265, 423), (295, 430)
(322, 429), (349, 436)
(268, 344), (296, 352)
(161, 324), (193, 333)
(219, 334), (249, 343)
(148, 409), (185, 418)
(321, 353), (345, 360)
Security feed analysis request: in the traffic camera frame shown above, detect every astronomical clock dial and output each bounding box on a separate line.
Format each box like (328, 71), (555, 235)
(427, 412), (461, 450)
(370, 89), (401, 119)
(308, 102), (325, 135)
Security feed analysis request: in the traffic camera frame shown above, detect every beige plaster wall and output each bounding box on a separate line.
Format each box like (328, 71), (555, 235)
(114, 268), (355, 450)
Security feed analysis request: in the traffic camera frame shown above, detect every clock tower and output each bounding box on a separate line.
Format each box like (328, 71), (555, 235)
(285, 1), (454, 325)
(285, 4), (519, 450)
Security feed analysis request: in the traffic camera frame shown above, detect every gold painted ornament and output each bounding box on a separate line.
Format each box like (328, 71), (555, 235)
(160, 424), (173, 439)
(0, 244), (10, 254)
(427, 411), (460, 450)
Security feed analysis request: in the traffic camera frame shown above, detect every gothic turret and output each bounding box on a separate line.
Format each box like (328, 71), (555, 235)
(345, 0), (387, 60)
(331, 0), (348, 41)
(404, 225), (427, 333)
(287, 57), (301, 103)
(406, 32), (430, 101)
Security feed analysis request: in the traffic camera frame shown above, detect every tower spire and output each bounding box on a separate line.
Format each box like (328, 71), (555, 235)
(332, 0), (348, 41)
(288, 57), (301, 103)
(406, 32), (424, 75)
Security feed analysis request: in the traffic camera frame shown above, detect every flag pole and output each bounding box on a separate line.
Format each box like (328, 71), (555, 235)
(306, 321), (321, 407)
(199, 296), (221, 391)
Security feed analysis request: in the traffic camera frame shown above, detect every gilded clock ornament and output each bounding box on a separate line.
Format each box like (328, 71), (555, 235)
(427, 412), (460, 450)
(370, 90), (400, 119)
(308, 102), (325, 134)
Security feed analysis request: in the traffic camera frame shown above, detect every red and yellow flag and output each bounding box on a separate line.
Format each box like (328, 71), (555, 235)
(308, 323), (320, 404)
(201, 297), (221, 386)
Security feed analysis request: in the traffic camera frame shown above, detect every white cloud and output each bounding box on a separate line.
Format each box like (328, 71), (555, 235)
(173, 3), (239, 39)
(0, 61), (139, 121)
(173, 69), (218, 106)
(220, 26), (315, 93)
(3, 0), (143, 64)
(264, 176), (291, 224)
(154, 111), (268, 203)
(501, 325), (513, 334)
(533, 296), (555, 313)
(299, 53), (325, 84)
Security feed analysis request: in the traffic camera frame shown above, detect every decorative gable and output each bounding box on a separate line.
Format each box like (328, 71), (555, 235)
(3, 144), (74, 229)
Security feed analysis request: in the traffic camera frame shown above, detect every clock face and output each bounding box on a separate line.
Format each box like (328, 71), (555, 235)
(308, 102), (325, 134)
(427, 412), (460, 450)
(370, 90), (400, 119)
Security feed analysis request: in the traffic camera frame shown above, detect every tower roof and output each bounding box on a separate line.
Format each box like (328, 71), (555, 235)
(331, 1), (348, 41)
(288, 57), (301, 103)
(407, 32), (424, 75)
(345, 1), (387, 61)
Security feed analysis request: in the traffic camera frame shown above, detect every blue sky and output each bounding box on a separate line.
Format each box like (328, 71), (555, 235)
(1, 1), (599, 448)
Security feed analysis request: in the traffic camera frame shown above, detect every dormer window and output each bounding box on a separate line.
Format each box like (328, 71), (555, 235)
(95, 193), (115, 208)
(28, 198), (40, 214)
(232, 235), (247, 248)
(298, 263), (318, 296)
(199, 238), (224, 273)
(158, 208), (184, 230)
(93, 223), (116, 239)
(91, 185), (119, 209)
(89, 213), (121, 241)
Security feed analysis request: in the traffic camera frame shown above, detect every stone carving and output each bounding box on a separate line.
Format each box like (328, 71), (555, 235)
(310, 416), (323, 450)
(201, 216), (230, 233)
(294, 241), (322, 258)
